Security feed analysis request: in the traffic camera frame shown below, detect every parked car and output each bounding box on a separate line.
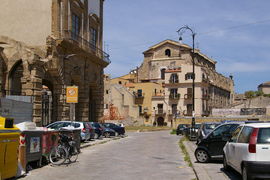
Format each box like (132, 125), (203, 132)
(176, 124), (190, 135)
(100, 124), (117, 138)
(89, 122), (104, 139)
(47, 121), (91, 142)
(183, 123), (201, 140)
(223, 123), (270, 180)
(197, 122), (221, 142)
(102, 123), (125, 135)
(195, 122), (243, 163)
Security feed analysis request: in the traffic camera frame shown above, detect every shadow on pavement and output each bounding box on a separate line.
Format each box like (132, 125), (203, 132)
(220, 167), (242, 180)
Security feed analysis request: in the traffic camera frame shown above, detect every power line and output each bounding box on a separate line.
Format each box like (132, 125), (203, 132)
(199, 18), (270, 35)
(107, 18), (270, 51)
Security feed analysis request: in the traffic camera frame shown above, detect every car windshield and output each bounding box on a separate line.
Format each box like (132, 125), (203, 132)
(257, 128), (270, 144)
(204, 124), (219, 130)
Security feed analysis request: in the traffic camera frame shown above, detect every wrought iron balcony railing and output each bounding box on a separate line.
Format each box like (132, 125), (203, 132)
(169, 93), (180, 100)
(62, 30), (110, 64)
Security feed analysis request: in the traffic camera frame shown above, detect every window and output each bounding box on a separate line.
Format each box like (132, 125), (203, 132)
(185, 73), (194, 80)
(170, 74), (179, 83)
(161, 68), (166, 80)
(119, 81), (122, 84)
(165, 49), (171, 57)
(72, 13), (80, 40)
(139, 105), (142, 114)
(238, 126), (253, 143)
(212, 124), (232, 137)
(257, 128), (270, 144)
(170, 88), (179, 99)
(172, 104), (177, 115)
(106, 90), (109, 94)
(90, 28), (97, 47)
(137, 89), (143, 97)
(170, 88), (178, 95)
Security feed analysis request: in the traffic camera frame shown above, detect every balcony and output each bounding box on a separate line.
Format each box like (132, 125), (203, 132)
(152, 93), (165, 100)
(155, 109), (166, 115)
(169, 93), (180, 100)
(184, 94), (192, 100)
(62, 30), (110, 64)
(168, 79), (179, 84)
(134, 92), (144, 104)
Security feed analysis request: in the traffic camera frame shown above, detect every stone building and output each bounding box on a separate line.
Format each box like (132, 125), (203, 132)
(258, 81), (270, 94)
(104, 74), (163, 125)
(137, 40), (234, 126)
(0, 0), (109, 126)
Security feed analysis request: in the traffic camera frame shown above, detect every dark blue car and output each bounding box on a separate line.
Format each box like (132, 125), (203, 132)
(102, 123), (125, 136)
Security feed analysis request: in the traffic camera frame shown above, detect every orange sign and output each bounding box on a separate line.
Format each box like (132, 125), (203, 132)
(66, 86), (78, 103)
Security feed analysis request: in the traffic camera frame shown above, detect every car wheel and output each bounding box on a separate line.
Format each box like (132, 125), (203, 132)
(223, 155), (230, 170)
(104, 132), (110, 138)
(242, 165), (250, 180)
(195, 149), (210, 163)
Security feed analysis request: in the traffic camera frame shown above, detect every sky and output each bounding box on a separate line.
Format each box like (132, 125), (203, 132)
(103, 0), (270, 94)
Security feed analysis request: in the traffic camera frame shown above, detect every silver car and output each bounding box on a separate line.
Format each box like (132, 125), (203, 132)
(46, 121), (91, 141)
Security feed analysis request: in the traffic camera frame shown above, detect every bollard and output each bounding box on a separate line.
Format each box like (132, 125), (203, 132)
(18, 134), (26, 171)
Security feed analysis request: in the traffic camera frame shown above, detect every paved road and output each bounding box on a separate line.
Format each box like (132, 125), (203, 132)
(22, 131), (196, 180)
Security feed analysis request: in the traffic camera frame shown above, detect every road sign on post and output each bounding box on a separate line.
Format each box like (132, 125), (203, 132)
(66, 86), (78, 122)
(66, 86), (78, 103)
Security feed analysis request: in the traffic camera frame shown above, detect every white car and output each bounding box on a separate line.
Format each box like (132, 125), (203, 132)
(223, 123), (270, 180)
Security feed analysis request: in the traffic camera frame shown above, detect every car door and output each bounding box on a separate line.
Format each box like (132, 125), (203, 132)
(232, 126), (253, 173)
(208, 124), (235, 157)
(225, 126), (242, 169)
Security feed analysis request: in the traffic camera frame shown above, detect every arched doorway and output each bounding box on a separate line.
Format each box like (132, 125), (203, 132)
(157, 116), (164, 126)
(9, 60), (23, 95)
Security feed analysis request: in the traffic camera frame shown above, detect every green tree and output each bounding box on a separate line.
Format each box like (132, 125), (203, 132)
(255, 91), (264, 97)
(245, 91), (255, 99)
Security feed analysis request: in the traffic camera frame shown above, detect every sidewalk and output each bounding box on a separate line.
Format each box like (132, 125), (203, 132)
(183, 140), (229, 180)
(80, 135), (127, 149)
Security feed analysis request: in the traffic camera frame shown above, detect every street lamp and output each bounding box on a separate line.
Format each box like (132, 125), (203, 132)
(177, 25), (196, 130)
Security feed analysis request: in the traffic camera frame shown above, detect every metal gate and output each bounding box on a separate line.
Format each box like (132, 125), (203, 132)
(41, 90), (52, 126)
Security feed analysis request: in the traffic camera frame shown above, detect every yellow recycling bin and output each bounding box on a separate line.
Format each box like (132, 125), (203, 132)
(0, 117), (20, 180)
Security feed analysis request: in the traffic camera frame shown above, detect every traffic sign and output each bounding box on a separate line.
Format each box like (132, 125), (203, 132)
(66, 86), (78, 103)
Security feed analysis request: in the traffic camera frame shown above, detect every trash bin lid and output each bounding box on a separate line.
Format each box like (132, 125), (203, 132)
(0, 116), (20, 132)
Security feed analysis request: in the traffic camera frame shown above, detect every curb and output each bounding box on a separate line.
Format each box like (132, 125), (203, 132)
(80, 135), (127, 149)
(183, 141), (211, 180)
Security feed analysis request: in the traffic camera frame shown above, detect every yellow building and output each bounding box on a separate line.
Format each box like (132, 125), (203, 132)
(105, 75), (163, 125)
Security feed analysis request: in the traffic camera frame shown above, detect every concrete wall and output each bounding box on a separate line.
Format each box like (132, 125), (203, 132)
(0, 0), (52, 46)
(0, 98), (33, 124)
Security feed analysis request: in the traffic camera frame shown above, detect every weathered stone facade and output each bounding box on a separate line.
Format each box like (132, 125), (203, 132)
(137, 40), (234, 126)
(0, 0), (109, 126)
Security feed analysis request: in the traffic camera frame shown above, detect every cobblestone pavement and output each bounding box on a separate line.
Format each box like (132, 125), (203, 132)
(21, 131), (196, 180)
(184, 140), (242, 180)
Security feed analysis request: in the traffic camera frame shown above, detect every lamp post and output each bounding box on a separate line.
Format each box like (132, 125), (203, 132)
(177, 25), (196, 130)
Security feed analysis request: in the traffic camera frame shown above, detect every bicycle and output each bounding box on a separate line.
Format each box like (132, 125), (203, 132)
(49, 133), (79, 165)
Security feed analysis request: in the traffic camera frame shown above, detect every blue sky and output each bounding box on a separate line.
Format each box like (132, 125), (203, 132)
(103, 0), (270, 94)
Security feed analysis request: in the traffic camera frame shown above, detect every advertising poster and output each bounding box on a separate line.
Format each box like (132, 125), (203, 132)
(30, 137), (40, 153)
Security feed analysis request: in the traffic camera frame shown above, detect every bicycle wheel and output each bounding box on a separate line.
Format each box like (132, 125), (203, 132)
(68, 146), (79, 163)
(49, 146), (68, 165)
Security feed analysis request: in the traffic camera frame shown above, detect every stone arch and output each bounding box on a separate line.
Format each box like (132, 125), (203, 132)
(157, 116), (164, 126)
(8, 60), (23, 95)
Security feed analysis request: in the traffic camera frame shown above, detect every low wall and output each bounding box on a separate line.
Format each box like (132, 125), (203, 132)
(173, 116), (270, 128)
(0, 97), (33, 124)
